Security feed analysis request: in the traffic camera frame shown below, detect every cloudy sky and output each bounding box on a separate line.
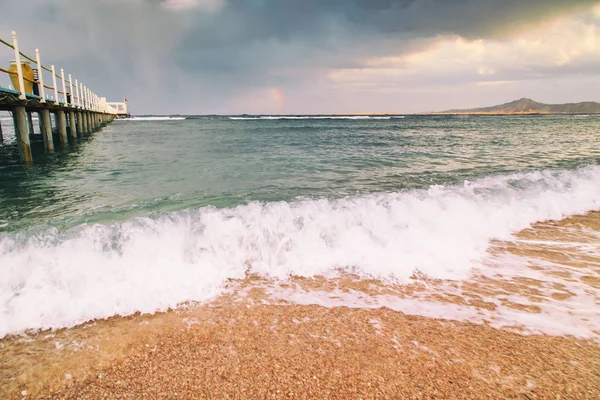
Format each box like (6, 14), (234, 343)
(1, 0), (599, 114)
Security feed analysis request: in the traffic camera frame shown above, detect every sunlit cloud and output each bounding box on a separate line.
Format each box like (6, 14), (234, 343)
(329, 9), (600, 91)
(475, 81), (511, 87)
(162, 0), (226, 13)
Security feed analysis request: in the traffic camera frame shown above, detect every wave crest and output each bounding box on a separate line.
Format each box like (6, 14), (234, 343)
(1, 165), (599, 336)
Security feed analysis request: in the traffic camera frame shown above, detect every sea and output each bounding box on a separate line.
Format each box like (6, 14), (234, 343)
(0, 114), (599, 339)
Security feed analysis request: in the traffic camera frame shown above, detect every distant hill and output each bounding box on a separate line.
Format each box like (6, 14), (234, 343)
(440, 98), (600, 114)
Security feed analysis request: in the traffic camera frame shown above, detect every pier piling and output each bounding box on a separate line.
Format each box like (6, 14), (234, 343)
(87, 112), (92, 132)
(68, 110), (77, 139)
(82, 112), (88, 134)
(27, 111), (35, 136)
(57, 111), (67, 144)
(40, 109), (54, 151)
(76, 112), (83, 136)
(13, 106), (32, 162)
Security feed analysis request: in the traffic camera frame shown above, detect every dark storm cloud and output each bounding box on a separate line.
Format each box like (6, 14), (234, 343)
(173, 0), (596, 76)
(0, 0), (597, 113)
(183, 0), (596, 42)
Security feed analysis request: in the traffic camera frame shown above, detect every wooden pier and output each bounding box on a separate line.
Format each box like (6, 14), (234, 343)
(0, 31), (127, 162)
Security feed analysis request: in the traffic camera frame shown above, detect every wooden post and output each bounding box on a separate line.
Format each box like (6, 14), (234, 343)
(82, 85), (87, 110)
(76, 111), (83, 137)
(40, 109), (54, 151)
(35, 49), (46, 103)
(51, 65), (59, 104)
(14, 106), (32, 162)
(12, 32), (26, 100)
(69, 110), (77, 139)
(68, 74), (74, 107)
(75, 79), (80, 107)
(60, 69), (67, 105)
(57, 111), (67, 143)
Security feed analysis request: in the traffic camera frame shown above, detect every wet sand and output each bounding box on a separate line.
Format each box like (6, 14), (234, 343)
(2, 212), (600, 399)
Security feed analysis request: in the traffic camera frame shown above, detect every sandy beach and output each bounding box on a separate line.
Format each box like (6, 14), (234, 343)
(1, 299), (599, 399)
(2, 212), (600, 399)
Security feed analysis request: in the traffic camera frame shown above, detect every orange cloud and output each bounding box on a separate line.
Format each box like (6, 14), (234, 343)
(271, 87), (284, 105)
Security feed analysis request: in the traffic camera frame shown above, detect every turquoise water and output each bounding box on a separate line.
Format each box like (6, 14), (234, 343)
(1, 114), (600, 336)
(1, 115), (599, 231)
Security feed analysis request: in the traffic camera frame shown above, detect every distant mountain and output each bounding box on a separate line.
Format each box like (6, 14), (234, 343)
(440, 98), (600, 114)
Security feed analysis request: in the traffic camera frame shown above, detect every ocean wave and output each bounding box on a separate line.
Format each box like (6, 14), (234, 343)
(229, 116), (403, 120)
(0, 165), (599, 336)
(126, 116), (186, 121)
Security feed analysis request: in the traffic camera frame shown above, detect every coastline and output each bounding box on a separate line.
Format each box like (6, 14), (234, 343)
(2, 211), (600, 398)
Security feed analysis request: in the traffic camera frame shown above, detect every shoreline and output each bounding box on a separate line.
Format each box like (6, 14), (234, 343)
(2, 212), (600, 398)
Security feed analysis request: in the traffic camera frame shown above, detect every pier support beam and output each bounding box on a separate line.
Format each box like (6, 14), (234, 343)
(40, 109), (54, 151)
(57, 111), (68, 144)
(88, 112), (94, 132)
(69, 111), (77, 139)
(13, 107), (32, 162)
(83, 112), (89, 134)
(27, 111), (35, 136)
(76, 111), (83, 136)
(81, 112), (87, 134)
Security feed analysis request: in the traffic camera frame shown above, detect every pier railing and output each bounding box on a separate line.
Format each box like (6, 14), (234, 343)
(0, 31), (116, 114)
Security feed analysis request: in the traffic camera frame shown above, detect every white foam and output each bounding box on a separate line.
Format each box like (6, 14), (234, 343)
(125, 116), (186, 121)
(266, 285), (599, 339)
(229, 115), (398, 120)
(0, 165), (599, 337)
